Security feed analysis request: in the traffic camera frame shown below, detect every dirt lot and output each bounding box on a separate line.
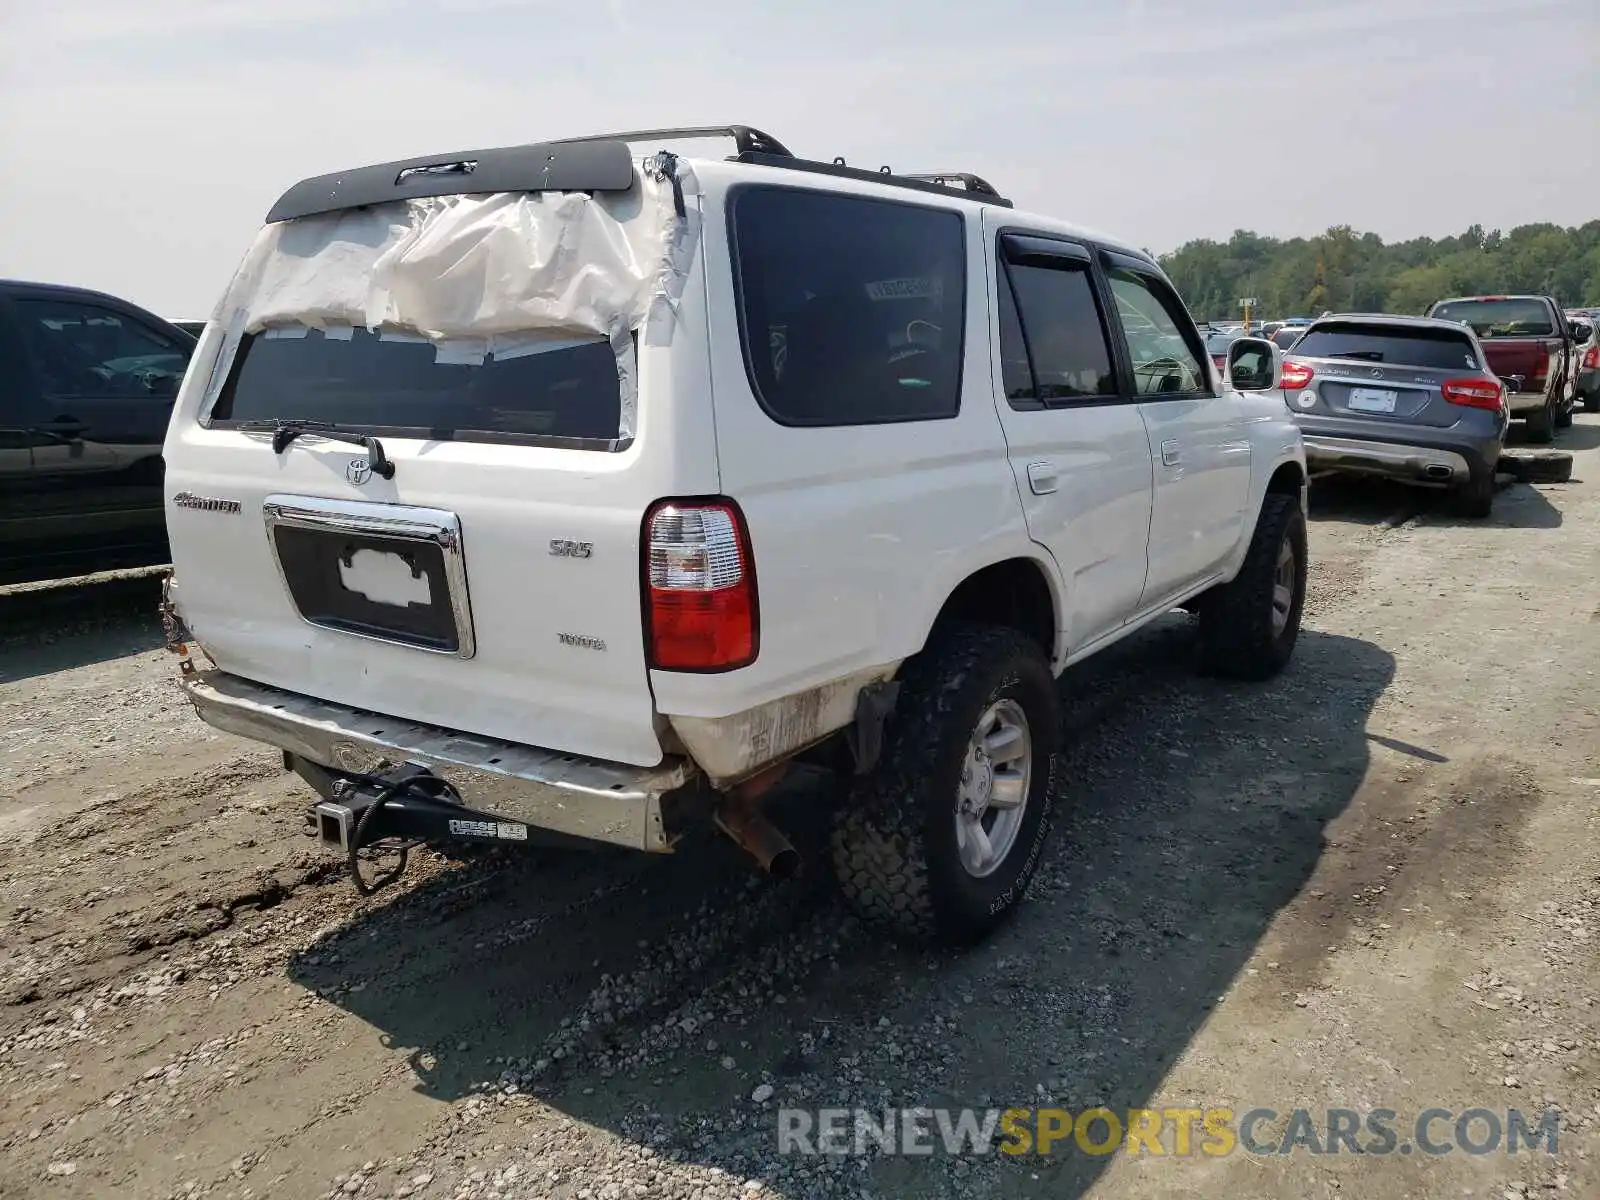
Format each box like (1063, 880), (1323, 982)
(3, 423), (1598, 1200)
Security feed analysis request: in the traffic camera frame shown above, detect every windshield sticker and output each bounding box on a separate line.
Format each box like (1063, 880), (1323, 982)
(865, 277), (943, 301)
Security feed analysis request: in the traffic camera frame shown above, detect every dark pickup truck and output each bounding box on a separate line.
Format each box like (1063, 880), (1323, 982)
(1426, 294), (1586, 443)
(1, 280), (197, 584)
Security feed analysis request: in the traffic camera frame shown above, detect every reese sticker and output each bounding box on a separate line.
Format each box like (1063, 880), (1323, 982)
(865, 277), (942, 301)
(448, 818), (529, 841)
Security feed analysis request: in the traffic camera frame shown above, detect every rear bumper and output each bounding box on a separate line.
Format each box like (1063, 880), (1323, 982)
(178, 669), (695, 852)
(1295, 414), (1501, 486)
(1303, 435), (1471, 483)
(1503, 387), (1551, 414)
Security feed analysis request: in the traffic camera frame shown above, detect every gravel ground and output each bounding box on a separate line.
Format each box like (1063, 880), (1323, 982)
(2, 422), (1597, 1199)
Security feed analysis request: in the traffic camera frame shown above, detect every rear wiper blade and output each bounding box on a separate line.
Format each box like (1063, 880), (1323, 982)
(240, 419), (395, 479)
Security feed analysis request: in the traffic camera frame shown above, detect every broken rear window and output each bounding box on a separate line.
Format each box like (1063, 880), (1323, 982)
(208, 326), (625, 447)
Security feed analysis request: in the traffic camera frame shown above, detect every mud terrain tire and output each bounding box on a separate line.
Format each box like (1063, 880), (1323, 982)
(831, 623), (1060, 945)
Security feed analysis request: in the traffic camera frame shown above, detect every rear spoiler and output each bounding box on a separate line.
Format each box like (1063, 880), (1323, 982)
(266, 138), (637, 223)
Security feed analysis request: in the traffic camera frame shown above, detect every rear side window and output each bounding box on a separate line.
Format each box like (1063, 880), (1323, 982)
(1430, 298), (1553, 338)
(1290, 323), (1480, 370)
(730, 187), (965, 426)
(998, 260), (1117, 405)
(209, 327), (624, 445)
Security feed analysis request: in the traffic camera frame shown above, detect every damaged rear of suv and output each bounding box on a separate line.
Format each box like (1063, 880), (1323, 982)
(163, 125), (1307, 943)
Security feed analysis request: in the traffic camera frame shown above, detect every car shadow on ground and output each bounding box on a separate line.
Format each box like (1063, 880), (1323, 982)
(1543, 415), (1600, 452)
(287, 618), (1395, 1198)
(0, 576), (165, 684)
(1308, 472), (1563, 530)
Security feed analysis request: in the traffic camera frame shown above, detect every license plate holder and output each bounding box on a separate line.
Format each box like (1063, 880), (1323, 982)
(1347, 387), (1398, 413)
(264, 496), (475, 658)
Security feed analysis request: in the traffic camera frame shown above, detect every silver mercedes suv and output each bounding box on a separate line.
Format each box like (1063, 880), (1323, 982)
(1275, 314), (1507, 517)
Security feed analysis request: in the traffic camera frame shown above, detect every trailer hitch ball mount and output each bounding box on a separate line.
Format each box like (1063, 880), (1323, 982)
(309, 761), (532, 856)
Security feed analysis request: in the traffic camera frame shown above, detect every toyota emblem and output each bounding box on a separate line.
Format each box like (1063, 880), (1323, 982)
(346, 458), (372, 485)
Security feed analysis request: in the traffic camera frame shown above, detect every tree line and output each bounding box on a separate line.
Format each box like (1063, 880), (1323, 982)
(1159, 221), (1600, 323)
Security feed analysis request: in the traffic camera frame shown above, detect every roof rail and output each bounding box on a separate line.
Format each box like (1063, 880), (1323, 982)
(733, 153), (1013, 209)
(555, 125), (795, 158)
(899, 172), (1004, 200)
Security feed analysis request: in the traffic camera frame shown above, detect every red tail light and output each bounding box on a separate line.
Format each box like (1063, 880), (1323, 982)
(1441, 378), (1504, 411)
(1584, 345), (1599, 369)
(643, 499), (758, 672)
(1280, 361), (1314, 391)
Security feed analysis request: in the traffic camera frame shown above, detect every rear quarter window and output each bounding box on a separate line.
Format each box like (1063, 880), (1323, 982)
(729, 186), (966, 426)
(1290, 323), (1481, 371)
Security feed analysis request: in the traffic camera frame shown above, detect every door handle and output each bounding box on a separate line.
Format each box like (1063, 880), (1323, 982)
(1026, 461), (1058, 495)
(34, 418), (91, 440)
(1160, 439), (1181, 466)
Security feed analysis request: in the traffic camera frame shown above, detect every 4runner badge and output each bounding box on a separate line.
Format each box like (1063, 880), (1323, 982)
(171, 492), (241, 514)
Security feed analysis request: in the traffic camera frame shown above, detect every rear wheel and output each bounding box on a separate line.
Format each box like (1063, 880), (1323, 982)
(1449, 467), (1496, 519)
(1196, 492), (1307, 681)
(1584, 388), (1600, 415)
(1523, 398), (1555, 444)
(831, 623), (1060, 945)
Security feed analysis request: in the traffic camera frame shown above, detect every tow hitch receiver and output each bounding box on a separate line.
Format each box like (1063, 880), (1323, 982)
(311, 761), (531, 895)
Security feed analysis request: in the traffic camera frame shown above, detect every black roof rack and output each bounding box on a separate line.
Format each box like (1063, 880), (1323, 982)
(555, 125), (795, 158)
(899, 172), (1005, 200)
(265, 125), (1011, 223)
(733, 153), (1013, 208)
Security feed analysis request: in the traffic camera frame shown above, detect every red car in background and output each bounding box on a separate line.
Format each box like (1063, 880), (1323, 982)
(1426, 294), (1582, 443)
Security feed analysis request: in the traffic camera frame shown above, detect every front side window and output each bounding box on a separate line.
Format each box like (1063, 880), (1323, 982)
(1105, 267), (1207, 396)
(730, 187), (966, 426)
(997, 258), (1118, 406)
(16, 299), (191, 400)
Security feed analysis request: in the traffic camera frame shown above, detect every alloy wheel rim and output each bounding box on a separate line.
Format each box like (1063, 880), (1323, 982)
(1271, 536), (1296, 638)
(954, 699), (1032, 878)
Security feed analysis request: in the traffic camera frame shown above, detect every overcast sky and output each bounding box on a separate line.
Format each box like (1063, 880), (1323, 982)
(1, 0), (1595, 317)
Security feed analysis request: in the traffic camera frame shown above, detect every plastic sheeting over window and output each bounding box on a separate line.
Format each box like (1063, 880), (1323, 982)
(200, 161), (698, 441)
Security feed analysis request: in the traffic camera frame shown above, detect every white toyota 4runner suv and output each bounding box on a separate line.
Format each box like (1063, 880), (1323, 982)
(161, 125), (1307, 945)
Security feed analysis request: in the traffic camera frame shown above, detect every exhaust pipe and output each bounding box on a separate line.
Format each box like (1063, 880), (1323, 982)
(715, 765), (800, 879)
(1423, 464), (1453, 481)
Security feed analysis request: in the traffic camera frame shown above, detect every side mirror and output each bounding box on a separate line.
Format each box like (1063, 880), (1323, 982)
(1571, 321), (1593, 343)
(1226, 337), (1282, 391)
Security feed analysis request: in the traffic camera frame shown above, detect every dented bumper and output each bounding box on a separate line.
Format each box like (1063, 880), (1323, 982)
(666, 665), (899, 787)
(177, 668), (696, 852)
